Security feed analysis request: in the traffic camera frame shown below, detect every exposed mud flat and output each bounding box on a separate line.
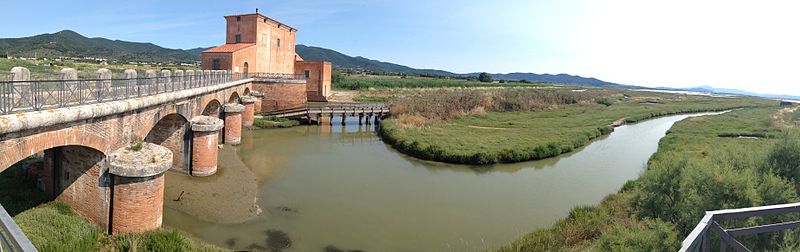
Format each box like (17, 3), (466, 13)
(163, 146), (261, 224)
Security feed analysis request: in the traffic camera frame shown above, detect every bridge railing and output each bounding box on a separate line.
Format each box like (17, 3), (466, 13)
(248, 73), (306, 81)
(680, 202), (800, 252)
(0, 72), (251, 115)
(0, 203), (37, 252)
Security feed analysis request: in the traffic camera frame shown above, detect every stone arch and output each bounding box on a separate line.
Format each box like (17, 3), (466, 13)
(229, 91), (241, 104)
(243, 87), (251, 96)
(202, 99), (222, 117)
(0, 129), (112, 173)
(144, 113), (190, 172)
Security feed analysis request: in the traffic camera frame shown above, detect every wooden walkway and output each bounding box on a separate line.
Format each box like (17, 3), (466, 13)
(263, 103), (390, 125)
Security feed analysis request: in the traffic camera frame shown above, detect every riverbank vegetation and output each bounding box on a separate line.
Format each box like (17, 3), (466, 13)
(252, 116), (301, 129)
(0, 164), (224, 251)
(380, 88), (773, 164)
(333, 74), (540, 90)
(499, 106), (800, 251)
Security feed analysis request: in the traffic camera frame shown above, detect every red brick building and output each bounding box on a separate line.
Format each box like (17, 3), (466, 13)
(202, 12), (331, 101)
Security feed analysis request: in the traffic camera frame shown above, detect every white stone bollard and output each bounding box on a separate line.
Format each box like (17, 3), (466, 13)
(96, 68), (112, 100)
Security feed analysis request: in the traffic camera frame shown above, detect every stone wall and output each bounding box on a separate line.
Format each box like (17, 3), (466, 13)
(252, 82), (307, 112)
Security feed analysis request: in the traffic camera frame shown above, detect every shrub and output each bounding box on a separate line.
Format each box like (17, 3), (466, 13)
(595, 219), (680, 252)
(596, 97), (613, 106)
(252, 117), (300, 129)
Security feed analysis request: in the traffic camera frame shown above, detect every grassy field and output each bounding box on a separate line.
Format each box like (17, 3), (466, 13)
(0, 164), (224, 251)
(498, 106), (800, 251)
(380, 89), (774, 164)
(333, 74), (542, 90)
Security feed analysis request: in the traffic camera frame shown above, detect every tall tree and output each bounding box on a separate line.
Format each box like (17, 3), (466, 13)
(478, 72), (493, 82)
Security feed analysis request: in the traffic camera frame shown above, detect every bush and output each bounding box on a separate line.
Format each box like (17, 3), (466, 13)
(252, 117), (300, 129)
(596, 219), (680, 252)
(596, 97), (613, 106)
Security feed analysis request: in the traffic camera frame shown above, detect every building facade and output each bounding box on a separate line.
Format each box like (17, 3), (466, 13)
(202, 12), (331, 101)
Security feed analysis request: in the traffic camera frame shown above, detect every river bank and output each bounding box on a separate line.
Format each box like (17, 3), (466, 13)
(498, 106), (800, 251)
(379, 89), (772, 165)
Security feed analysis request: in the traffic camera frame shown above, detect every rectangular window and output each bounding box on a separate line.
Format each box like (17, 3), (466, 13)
(277, 38), (281, 48)
(236, 16), (241, 22)
(304, 70), (310, 78)
(235, 35), (241, 43)
(212, 59), (220, 70)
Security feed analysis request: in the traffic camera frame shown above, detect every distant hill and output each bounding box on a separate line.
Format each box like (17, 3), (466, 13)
(295, 45), (455, 76)
(294, 45), (633, 88)
(0, 30), (200, 63)
(1, 30), (632, 88)
(684, 85), (800, 100)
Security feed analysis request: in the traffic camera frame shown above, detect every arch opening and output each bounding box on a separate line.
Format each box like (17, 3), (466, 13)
(202, 99), (225, 144)
(0, 145), (110, 227)
(243, 87), (251, 96)
(229, 92), (241, 104)
(145, 113), (191, 172)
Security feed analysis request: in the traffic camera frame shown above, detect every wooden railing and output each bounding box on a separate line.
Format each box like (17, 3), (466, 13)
(681, 202), (800, 252)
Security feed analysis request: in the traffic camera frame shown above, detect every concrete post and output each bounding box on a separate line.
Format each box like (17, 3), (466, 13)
(145, 70), (157, 93)
(161, 70), (171, 91)
(123, 69), (137, 96)
(59, 68), (78, 104)
(96, 68), (112, 100)
(190, 116), (224, 176)
(223, 103), (245, 145)
(203, 70), (212, 84)
(240, 96), (257, 127)
(250, 91), (264, 113)
(107, 143), (172, 235)
(185, 70), (195, 87)
(174, 70), (184, 88)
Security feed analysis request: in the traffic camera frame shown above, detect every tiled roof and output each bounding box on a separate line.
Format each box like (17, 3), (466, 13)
(203, 43), (255, 53)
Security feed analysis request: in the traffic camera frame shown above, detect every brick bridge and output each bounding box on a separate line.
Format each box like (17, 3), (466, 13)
(0, 67), (307, 235)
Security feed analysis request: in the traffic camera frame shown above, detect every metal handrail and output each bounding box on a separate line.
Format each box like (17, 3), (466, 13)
(249, 73), (305, 80)
(0, 71), (307, 115)
(680, 202), (800, 252)
(0, 203), (37, 252)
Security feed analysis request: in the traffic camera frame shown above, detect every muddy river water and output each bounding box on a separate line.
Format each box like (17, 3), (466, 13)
(162, 113), (717, 251)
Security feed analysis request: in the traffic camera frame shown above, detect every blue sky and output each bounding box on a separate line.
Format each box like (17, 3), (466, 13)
(2, 0), (799, 95)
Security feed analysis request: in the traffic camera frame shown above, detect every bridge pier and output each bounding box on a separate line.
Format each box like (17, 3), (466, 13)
(359, 113), (364, 125)
(107, 143), (172, 235)
(342, 113), (347, 125)
(251, 91), (264, 113)
(329, 113), (334, 125)
(241, 96), (257, 127)
(365, 113), (372, 125)
(224, 104), (245, 145)
(190, 116), (224, 176)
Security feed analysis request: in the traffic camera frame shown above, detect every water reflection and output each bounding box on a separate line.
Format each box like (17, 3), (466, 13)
(164, 113), (721, 251)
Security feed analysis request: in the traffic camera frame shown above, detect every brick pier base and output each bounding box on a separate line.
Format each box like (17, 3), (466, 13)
(224, 103), (245, 145)
(190, 116), (224, 176)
